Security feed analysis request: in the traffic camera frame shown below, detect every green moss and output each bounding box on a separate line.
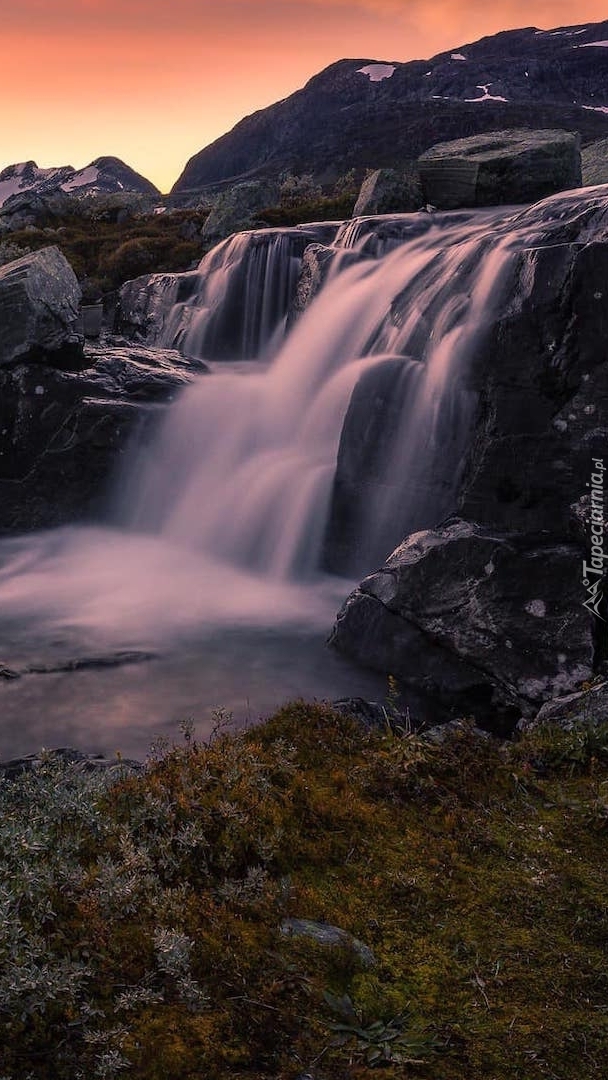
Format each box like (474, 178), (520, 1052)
(2, 705), (608, 1078)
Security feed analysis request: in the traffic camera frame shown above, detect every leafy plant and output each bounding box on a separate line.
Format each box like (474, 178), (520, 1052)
(324, 992), (438, 1066)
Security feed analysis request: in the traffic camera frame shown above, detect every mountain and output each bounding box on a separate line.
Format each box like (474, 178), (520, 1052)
(172, 20), (608, 195)
(0, 157), (160, 209)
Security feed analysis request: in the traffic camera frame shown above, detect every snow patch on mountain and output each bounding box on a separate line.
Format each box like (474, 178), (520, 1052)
(465, 84), (509, 103)
(357, 64), (396, 82)
(61, 166), (100, 192)
(451, 53), (467, 61)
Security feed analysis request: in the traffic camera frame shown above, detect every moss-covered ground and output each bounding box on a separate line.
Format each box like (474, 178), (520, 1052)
(2, 703), (608, 1079)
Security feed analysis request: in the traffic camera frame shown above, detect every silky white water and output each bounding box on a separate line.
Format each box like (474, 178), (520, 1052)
(0, 201), (546, 757)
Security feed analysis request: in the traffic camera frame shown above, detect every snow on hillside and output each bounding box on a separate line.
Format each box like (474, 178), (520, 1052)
(357, 64), (396, 82)
(61, 166), (100, 192)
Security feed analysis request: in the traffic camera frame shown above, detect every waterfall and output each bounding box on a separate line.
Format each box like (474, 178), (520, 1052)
(159, 226), (336, 361)
(0, 188), (600, 755)
(122, 208), (514, 578)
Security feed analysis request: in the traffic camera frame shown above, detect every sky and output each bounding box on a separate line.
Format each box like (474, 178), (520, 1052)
(1, 0), (606, 193)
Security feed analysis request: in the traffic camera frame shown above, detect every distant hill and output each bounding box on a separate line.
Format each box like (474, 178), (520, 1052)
(172, 20), (608, 196)
(0, 157), (160, 208)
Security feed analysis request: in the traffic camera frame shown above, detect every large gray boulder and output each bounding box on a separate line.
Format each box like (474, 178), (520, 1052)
(329, 520), (594, 726)
(0, 246), (83, 367)
(582, 138), (608, 187)
(353, 168), (422, 216)
(202, 180), (280, 241)
(418, 129), (581, 210)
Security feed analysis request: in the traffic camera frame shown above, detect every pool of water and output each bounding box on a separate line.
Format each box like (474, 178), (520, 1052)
(0, 526), (386, 760)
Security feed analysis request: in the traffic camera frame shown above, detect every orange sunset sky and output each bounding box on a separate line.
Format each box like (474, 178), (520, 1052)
(2, 0), (607, 193)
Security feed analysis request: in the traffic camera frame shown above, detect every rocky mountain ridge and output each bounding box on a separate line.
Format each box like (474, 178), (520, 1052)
(173, 19), (608, 195)
(0, 156), (160, 210)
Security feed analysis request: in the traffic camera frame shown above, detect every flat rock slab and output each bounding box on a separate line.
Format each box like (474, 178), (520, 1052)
(419, 129), (581, 209)
(0, 341), (203, 533)
(0, 747), (143, 781)
(523, 680), (608, 731)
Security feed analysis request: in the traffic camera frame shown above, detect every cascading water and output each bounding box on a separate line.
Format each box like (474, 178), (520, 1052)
(139, 226), (336, 361)
(0, 190), (593, 756)
(122, 209), (513, 578)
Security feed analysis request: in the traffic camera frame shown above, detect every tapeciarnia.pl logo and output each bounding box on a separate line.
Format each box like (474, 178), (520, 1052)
(582, 457), (606, 621)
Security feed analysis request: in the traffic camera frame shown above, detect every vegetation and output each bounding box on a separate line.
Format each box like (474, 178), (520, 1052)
(0, 200), (211, 295)
(2, 701), (608, 1079)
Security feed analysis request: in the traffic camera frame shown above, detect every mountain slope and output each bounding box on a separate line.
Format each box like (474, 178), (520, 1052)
(173, 20), (608, 195)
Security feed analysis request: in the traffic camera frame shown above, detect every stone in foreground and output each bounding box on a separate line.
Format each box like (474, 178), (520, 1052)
(418, 129), (581, 209)
(0, 246), (83, 367)
(329, 519), (594, 729)
(280, 918), (376, 968)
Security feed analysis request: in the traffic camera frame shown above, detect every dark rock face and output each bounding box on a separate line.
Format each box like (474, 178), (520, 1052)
(330, 520), (593, 726)
(0, 247), (83, 368)
(0, 341), (203, 533)
(330, 188), (608, 728)
(418, 129), (581, 209)
(172, 21), (608, 194)
(287, 243), (338, 325)
(324, 358), (424, 574)
(115, 271), (185, 345)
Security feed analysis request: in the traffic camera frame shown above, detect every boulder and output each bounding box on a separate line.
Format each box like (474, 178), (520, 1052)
(0, 246), (83, 368)
(582, 138), (608, 187)
(0, 341), (204, 532)
(202, 180), (281, 241)
(280, 918), (376, 968)
(353, 168), (422, 216)
(418, 129), (581, 209)
(0, 189), (75, 234)
(329, 519), (594, 729)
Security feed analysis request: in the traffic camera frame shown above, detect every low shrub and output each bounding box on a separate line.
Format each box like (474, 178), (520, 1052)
(2, 704), (608, 1078)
